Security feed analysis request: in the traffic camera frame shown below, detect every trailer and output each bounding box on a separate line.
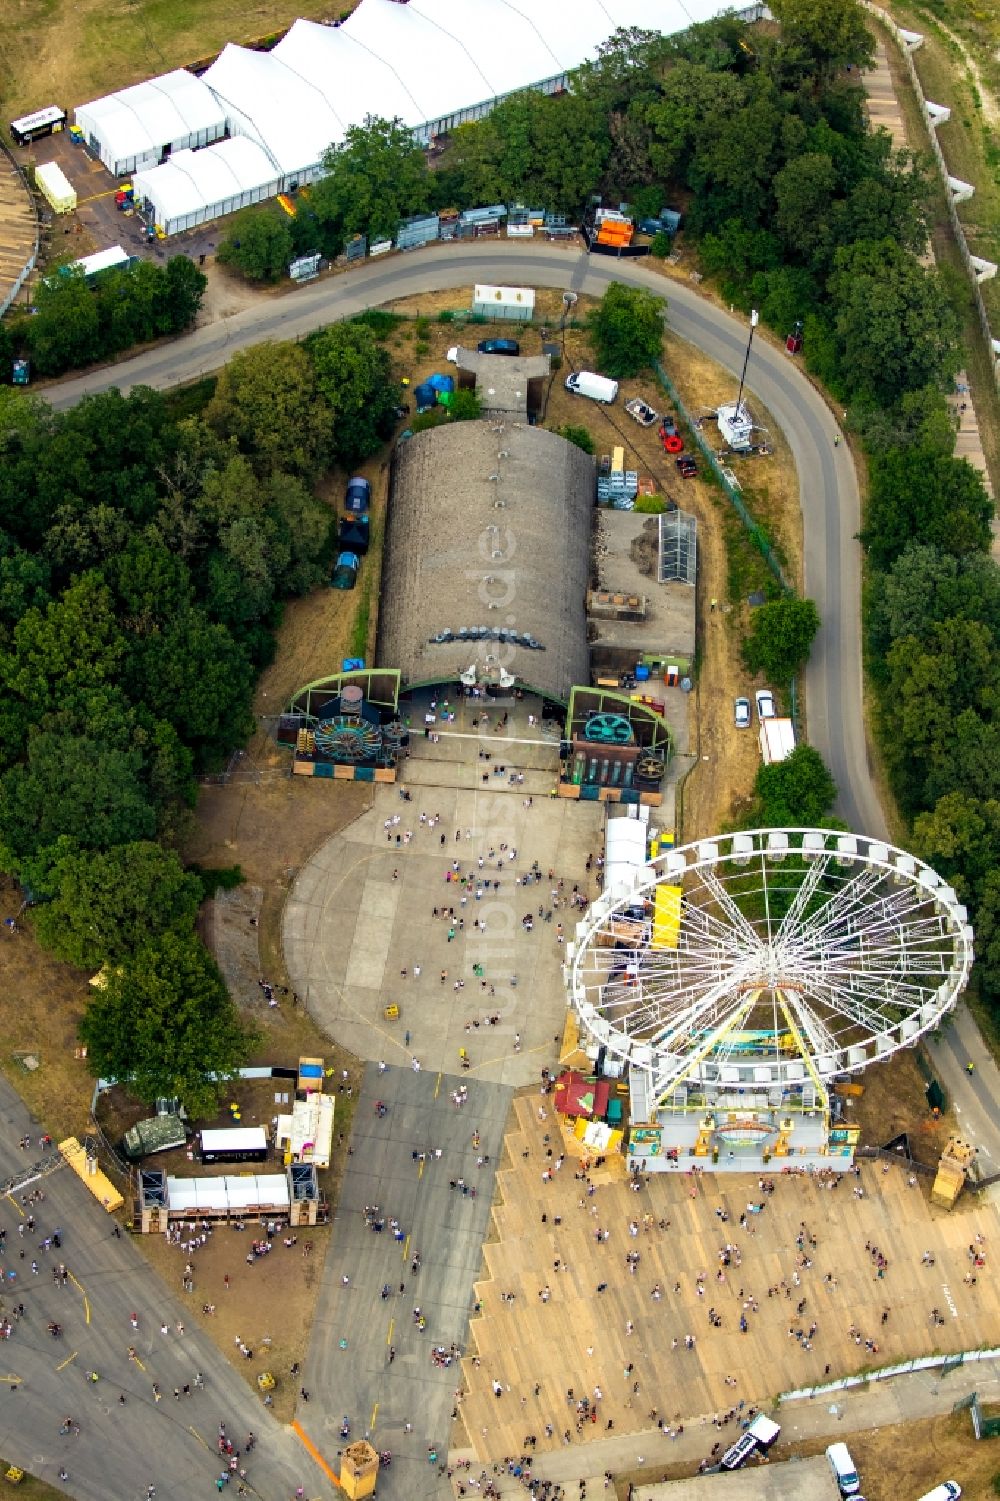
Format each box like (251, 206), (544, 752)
(759, 717), (796, 766)
(625, 397), (658, 427)
(10, 105), (66, 146)
(197, 1126), (268, 1165)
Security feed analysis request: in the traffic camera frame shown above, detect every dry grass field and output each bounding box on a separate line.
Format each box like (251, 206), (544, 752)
(0, 0), (361, 120)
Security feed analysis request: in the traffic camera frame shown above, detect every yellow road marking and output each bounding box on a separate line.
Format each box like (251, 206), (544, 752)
(6, 1195), (23, 1218)
(189, 1426), (214, 1455)
(370, 1400), (378, 1433)
(417, 1157), (424, 1181)
(77, 187), (122, 204)
(55, 1351), (78, 1371)
(68, 1271), (90, 1324)
(434, 1072), (442, 1099)
(130, 1352), (146, 1371)
(402, 1234), (409, 1261)
(0, 1374), (22, 1384)
(386, 1317), (393, 1346)
(292, 1420), (341, 1488)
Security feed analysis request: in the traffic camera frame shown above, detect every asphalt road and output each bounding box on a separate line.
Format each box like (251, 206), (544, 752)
(0, 1076), (319, 1500)
(298, 1065), (511, 1501)
(42, 239), (881, 836)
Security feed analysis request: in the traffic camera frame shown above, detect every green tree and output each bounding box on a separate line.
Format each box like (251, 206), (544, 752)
(311, 116), (429, 245)
(850, 384), (955, 459)
(124, 608), (255, 767)
(753, 744), (837, 825)
(206, 342), (331, 477)
(742, 596), (820, 681)
(827, 240), (961, 402)
(217, 207), (294, 284)
(4, 573), (124, 708)
(769, 0), (874, 82)
(0, 733), (156, 869)
(587, 282), (665, 379)
(861, 448), (993, 571)
(773, 152), (838, 273)
(306, 322), (401, 464)
(31, 841), (201, 967)
(78, 932), (253, 1113)
(163, 255), (207, 328)
(25, 271), (102, 376)
(555, 425), (595, 454)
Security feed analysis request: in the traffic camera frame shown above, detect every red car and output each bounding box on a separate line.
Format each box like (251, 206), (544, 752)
(675, 454), (697, 478)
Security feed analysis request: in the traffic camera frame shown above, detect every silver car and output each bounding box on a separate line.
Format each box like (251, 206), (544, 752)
(734, 697), (750, 729)
(755, 689), (775, 720)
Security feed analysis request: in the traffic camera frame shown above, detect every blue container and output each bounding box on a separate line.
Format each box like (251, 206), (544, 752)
(635, 664), (651, 682)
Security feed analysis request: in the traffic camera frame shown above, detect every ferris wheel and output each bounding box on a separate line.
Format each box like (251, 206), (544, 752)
(567, 829), (974, 1107)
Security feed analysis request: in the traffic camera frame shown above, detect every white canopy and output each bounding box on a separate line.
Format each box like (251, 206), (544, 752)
(75, 69), (225, 176)
(133, 137), (282, 235)
(166, 1174), (289, 1214)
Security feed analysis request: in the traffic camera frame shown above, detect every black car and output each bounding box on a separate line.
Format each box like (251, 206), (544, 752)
(675, 454), (697, 478)
(477, 338), (520, 356)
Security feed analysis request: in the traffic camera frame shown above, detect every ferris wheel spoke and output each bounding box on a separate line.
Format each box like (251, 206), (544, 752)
(791, 969), (912, 1039)
(772, 853), (833, 944)
(778, 865), (886, 954)
(697, 865), (767, 954)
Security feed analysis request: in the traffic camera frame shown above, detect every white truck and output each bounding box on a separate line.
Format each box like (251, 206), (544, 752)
(759, 717), (796, 765)
(565, 371), (619, 403)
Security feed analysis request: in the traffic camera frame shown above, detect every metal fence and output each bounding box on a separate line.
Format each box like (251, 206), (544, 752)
(652, 361), (793, 596)
(862, 3), (1000, 395)
(0, 138), (39, 317)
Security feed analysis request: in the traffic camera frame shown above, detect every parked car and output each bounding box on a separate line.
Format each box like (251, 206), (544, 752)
(915, 1486), (960, 1501)
(734, 697), (750, 729)
(477, 338), (520, 356)
(565, 370), (619, 404)
(675, 454), (697, 478)
(755, 689), (775, 720)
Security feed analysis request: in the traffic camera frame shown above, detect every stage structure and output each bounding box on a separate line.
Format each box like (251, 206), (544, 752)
(566, 830), (974, 1172)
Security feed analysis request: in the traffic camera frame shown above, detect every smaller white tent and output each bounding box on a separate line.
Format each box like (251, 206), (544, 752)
(604, 815), (649, 899)
(76, 69), (226, 177)
(133, 137), (281, 235)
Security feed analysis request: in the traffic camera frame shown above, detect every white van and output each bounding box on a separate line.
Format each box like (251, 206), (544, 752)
(916, 1485), (960, 1501)
(826, 1442), (862, 1496)
(565, 371), (619, 403)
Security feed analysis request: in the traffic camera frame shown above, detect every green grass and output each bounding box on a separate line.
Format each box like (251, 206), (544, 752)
(877, 12), (1000, 490)
(162, 377), (217, 422)
(889, 3), (1000, 326)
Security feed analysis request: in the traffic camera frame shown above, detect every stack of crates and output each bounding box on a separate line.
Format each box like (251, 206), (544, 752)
(594, 209), (633, 249)
(597, 445), (639, 507)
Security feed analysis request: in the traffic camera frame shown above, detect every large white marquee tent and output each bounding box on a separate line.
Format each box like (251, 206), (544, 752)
(81, 0), (757, 233)
(75, 69), (226, 177)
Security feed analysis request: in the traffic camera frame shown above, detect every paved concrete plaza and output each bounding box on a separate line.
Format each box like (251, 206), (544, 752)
(283, 717), (605, 1082)
(455, 1093), (1000, 1468)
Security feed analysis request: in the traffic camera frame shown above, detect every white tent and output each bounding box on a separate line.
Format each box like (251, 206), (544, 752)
(201, 43), (342, 186)
(133, 137), (282, 235)
(75, 69), (226, 177)
(118, 0), (760, 233)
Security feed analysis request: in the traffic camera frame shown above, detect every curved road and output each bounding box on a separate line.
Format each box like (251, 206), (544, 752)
(45, 240), (882, 838)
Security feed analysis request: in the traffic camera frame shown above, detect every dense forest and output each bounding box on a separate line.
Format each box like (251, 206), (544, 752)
(0, 320), (400, 1106)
